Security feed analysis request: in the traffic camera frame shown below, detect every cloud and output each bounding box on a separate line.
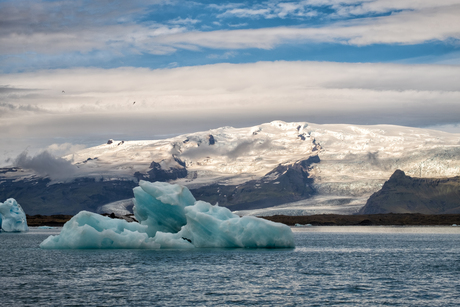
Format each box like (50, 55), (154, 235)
(14, 150), (78, 181)
(1, 0), (459, 67)
(228, 23), (249, 28)
(0, 85), (36, 93)
(0, 61), (459, 122)
(156, 5), (460, 50)
(0, 0), (184, 57)
(0, 102), (46, 117)
(46, 143), (87, 157)
(217, 8), (273, 19)
(168, 17), (201, 25)
(180, 138), (272, 160)
(0, 24), (187, 56)
(1, 61), (460, 159)
(226, 139), (272, 160)
(211, 0), (460, 20)
(207, 51), (238, 59)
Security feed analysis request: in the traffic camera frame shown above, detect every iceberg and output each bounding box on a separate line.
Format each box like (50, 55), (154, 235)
(0, 198), (29, 232)
(40, 181), (294, 249)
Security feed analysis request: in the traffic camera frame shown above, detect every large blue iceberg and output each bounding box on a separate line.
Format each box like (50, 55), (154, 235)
(0, 198), (29, 232)
(40, 181), (295, 249)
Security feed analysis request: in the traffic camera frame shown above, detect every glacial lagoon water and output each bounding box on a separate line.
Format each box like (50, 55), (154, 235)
(1, 226), (460, 306)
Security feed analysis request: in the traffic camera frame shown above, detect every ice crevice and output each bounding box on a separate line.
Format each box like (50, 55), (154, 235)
(40, 181), (295, 249)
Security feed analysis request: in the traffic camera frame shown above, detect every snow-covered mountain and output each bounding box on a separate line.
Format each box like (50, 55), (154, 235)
(2, 120), (460, 216)
(67, 121), (314, 185)
(64, 120), (460, 215)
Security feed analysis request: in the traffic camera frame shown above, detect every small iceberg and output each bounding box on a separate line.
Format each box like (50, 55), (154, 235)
(40, 181), (295, 249)
(37, 226), (56, 229)
(294, 223), (312, 227)
(0, 198), (29, 232)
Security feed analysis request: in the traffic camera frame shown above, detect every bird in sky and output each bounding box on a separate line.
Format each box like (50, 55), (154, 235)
(133, 101), (136, 105)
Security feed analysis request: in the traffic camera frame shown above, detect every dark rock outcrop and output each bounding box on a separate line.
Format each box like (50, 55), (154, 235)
(0, 177), (138, 215)
(134, 158), (187, 182)
(0, 155), (319, 215)
(208, 135), (216, 145)
(191, 155), (320, 210)
(359, 170), (460, 214)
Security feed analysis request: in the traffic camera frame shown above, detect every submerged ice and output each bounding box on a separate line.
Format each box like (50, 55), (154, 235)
(0, 198), (29, 232)
(40, 181), (294, 249)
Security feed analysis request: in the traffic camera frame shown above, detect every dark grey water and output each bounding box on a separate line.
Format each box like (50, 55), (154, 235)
(1, 226), (460, 306)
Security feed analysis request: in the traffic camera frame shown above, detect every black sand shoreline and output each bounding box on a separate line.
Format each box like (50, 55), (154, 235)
(262, 213), (460, 226)
(25, 213), (460, 227)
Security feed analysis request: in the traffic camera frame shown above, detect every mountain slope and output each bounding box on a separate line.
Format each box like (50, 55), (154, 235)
(1, 120), (460, 215)
(359, 170), (460, 214)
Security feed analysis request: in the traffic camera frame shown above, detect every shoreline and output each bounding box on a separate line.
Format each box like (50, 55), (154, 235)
(25, 213), (460, 227)
(262, 213), (460, 226)
(26, 215), (73, 227)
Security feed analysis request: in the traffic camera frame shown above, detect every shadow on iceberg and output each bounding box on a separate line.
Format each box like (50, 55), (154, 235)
(0, 198), (29, 232)
(40, 181), (295, 249)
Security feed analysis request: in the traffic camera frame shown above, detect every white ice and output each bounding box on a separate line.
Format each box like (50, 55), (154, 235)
(0, 198), (29, 232)
(40, 181), (294, 249)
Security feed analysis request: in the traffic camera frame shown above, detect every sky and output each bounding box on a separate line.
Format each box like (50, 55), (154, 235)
(1, 0), (460, 166)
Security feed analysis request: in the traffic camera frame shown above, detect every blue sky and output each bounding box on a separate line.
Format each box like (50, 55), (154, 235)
(1, 0), (460, 164)
(1, 0), (460, 72)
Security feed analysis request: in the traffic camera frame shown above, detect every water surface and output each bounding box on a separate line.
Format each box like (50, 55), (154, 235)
(1, 226), (459, 306)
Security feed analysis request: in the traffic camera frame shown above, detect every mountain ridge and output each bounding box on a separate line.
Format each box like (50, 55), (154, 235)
(359, 170), (460, 215)
(1, 120), (460, 215)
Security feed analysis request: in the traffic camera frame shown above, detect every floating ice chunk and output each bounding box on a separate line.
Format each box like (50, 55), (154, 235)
(40, 211), (158, 249)
(133, 181), (196, 236)
(40, 181), (294, 249)
(0, 198), (29, 232)
(179, 201), (294, 248)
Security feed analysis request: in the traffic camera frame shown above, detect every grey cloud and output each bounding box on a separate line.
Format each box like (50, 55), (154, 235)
(0, 85), (36, 93)
(179, 144), (219, 160)
(0, 0), (181, 57)
(46, 143), (87, 157)
(0, 102), (45, 116)
(180, 139), (272, 160)
(0, 0), (166, 34)
(226, 139), (272, 159)
(14, 150), (78, 181)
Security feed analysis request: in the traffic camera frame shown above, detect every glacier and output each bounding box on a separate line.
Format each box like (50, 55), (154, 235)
(40, 181), (295, 249)
(0, 198), (29, 232)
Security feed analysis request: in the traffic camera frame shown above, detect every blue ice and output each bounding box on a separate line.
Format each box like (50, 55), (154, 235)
(40, 181), (294, 249)
(0, 198), (29, 232)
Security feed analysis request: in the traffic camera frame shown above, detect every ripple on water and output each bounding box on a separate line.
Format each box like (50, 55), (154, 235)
(1, 227), (460, 306)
